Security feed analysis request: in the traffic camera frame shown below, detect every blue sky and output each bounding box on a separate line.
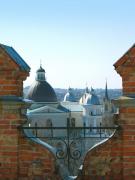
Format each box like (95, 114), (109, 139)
(1, 0), (135, 89)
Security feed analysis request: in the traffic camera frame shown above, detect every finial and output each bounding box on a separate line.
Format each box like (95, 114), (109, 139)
(90, 86), (95, 94)
(68, 86), (71, 92)
(40, 59), (42, 68)
(85, 84), (89, 93)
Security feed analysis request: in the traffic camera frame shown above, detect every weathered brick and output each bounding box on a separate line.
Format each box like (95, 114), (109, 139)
(80, 44), (135, 180)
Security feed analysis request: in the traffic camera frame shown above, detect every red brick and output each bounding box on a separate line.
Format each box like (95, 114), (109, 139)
(123, 157), (135, 162)
(123, 81), (135, 87)
(123, 163), (135, 169)
(127, 108), (135, 113)
(1, 151), (18, 156)
(0, 145), (18, 151)
(2, 85), (18, 90)
(124, 87), (135, 93)
(119, 108), (127, 113)
(123, 125), (135, 129)
(124, 147), (135, 152)
(124, 131), (135, 136)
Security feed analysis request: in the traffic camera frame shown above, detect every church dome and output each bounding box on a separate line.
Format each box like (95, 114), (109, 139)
(86, 87), (100, 105)
(64, 87), (76, 102)
(26, 65), (57, 102)
(86, 94), (100, 105)
(80, 87), (100, 105)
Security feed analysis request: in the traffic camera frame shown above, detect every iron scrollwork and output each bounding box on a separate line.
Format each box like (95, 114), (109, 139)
(55, 139), (68, 159)
(55, 138), (82, 160)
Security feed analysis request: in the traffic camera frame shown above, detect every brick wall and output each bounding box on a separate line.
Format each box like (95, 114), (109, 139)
(0, 101), (21, 179)
(0, 45), (29, 179)
(79, 118), (123, 179)
(0, 46), (60, 180)
(19, 134), (59, 179)
(78, 44), (135, 180)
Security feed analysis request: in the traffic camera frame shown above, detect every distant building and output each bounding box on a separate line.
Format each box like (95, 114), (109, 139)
(80, 87), (103, 134)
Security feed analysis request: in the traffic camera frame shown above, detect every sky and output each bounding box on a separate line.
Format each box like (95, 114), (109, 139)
(1, 0), (135, 89)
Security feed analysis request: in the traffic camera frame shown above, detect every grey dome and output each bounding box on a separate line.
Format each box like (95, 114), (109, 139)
(86, 87), (100, 105)
(26, 65), (57, 102)
(80, 87), (100, 105)
(26, 80), (57, 102)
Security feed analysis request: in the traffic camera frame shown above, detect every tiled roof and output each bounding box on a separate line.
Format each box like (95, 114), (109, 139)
(26, 80), (58, 102)
(0, 44), (30, 71)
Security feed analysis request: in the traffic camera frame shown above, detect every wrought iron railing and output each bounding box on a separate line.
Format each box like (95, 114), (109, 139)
(20, 124), (119, 138)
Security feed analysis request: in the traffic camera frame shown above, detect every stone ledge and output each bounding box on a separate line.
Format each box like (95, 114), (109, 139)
(112, 96), (135, 107)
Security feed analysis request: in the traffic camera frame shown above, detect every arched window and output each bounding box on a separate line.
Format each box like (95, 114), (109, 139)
(71, 118), (75, 127)
(46, 119), (52, 127)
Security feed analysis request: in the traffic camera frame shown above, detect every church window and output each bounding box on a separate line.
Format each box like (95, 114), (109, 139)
(90, 111), (93, 116)
(71, 118), (75, 127)
(45, 119), (53, 137)
(46, 119), (52, 127)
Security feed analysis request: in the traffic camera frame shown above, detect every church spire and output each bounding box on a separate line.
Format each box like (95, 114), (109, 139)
(105, 80), (109, 100)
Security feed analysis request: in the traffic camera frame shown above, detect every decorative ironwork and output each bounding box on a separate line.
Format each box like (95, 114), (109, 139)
(69, 139), (82, 160)
(19, 116), (120, 178)
(20, 124), (119, 172)
(55, 139), (67, 159)
(21, 125), (119, 138)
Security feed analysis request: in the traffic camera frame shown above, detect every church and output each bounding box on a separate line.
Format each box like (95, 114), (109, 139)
(26, 64), (114, 138)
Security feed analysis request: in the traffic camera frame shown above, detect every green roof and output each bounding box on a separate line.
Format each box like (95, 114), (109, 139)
(0, 44), (30, 72)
